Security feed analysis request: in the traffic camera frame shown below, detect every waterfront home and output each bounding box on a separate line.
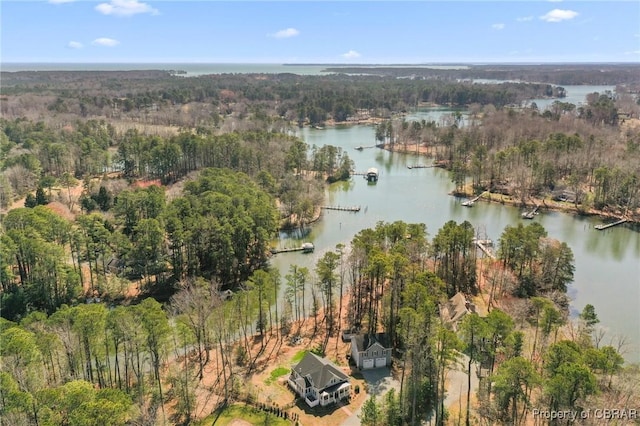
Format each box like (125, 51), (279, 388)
(288, 352), (351, 407)
(440, 292), (474, 331)
(350, 333), (392, 369)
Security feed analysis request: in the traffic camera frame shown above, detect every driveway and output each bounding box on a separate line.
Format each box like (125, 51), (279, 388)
(444, 353), (480, 414)
(341, 357), (479, 426)
(341, 367), (401, 426)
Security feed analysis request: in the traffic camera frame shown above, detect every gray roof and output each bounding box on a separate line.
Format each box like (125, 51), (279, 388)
(292, 352), (349, 391)
(444, 292), (470, 323)
(351, 333), (391, 352)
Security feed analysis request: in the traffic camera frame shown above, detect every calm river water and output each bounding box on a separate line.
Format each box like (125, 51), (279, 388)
(270, 124), (640, 363)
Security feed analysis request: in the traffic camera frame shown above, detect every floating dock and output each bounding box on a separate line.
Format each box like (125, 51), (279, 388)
(321, 205), (361, 212)
(521, 205), (539, 219)
(595, 219), (627, 231)
(407, 164), (434, 169)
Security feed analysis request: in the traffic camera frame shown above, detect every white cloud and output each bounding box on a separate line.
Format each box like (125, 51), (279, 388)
(492, 23), (505, 30)
(270, 28), (300, 39)
(516, 16), (534, 22)
(624, 50), (640, 56)
(92, 38), (120, 47)
(540, 9), (579, 22)
(341, 50), (361, 59)
(68, 41), (83, 49)
(95, 0), (158, 17)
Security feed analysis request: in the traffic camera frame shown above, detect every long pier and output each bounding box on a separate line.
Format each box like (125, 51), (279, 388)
(461, 191), (488, 207)
(321, 205), (361, 212)
(595, 219), (627, 231)
(474, 239), (496, 259)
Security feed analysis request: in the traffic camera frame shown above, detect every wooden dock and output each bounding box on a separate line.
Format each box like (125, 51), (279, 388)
(321, 205), (361, 212)
(595, 219), (627, 231)
(407, 164), (435, 169)
(461, 192), (488, 207)
(522, 205), (539, 219)
(474, 239), (496, 259)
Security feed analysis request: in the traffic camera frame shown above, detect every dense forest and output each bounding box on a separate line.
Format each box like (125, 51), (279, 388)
(1, 66), (639, 425)
(1, 69), (571, 128)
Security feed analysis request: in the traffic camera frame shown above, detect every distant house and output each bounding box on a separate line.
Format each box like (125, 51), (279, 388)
(350, 333), (392, 369)
(217, 289), (234, 301)
(552, 189), (578, 204)
(288, 352), (351, 407)
(440, 292), (474, 331)
(106, 256), (125, 275)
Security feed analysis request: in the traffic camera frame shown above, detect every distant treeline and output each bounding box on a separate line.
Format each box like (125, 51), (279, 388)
(322, 63), (640, 85)
(3, 71), (570, 125)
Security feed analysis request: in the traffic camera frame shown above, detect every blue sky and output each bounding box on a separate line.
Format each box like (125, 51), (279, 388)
(2, 1), (639, 63)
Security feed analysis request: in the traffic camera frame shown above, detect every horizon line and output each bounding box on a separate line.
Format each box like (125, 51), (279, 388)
(3, 61), (640, 65)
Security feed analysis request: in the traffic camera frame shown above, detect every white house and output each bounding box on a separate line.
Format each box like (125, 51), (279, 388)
(287, 352), (351, 407)
(350, 333), (392, 369)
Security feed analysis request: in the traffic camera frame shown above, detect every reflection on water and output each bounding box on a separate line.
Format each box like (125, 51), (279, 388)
(269, 123), (640, 362)
(585, 223), (640, 262)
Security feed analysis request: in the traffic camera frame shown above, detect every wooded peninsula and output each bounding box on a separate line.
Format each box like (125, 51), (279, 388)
(1, 64), (639, 426)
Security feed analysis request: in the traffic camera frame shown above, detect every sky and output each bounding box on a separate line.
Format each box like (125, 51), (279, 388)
(1, 0), (639, 64)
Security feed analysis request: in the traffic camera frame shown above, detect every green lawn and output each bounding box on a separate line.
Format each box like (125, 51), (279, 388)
(290, 350), (307, 364)
(196, 404), (290, 426)
(265, 366), (290, 384)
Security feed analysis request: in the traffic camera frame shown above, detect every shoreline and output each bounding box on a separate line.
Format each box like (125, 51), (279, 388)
(381, 142), (639, 226)
(455, 190), (639, 224)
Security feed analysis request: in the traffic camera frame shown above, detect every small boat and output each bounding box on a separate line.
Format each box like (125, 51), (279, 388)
(461, 200), (474, 207)
(355, 146), (364, 151)
(301, 242), (315, 253)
